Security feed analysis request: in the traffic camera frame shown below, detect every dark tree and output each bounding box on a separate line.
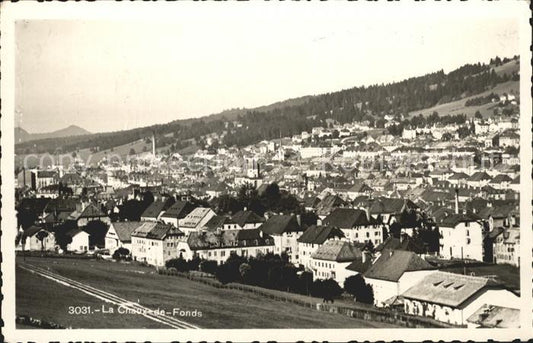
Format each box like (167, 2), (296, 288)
(344, 275), (374, 304)
(36, 230), (49, 252)
(84, 220), (109, 249)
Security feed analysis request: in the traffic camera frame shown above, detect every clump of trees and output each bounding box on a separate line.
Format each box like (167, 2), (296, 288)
(166, 252), (345, 301)
(112, 247), (131, 261)
(211, 182), (304, 217)
(344, 275), (374, 304)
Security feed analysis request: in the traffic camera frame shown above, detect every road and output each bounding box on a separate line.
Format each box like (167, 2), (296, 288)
(18, 262), (199, 329)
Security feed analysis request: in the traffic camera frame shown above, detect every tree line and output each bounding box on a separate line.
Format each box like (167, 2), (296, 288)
(17, 56), (519, 155)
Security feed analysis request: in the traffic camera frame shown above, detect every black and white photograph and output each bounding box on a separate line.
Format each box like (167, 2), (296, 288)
(1, 1), (532, 342)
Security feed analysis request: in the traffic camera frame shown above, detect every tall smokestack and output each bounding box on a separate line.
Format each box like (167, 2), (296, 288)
(152, 131), (156, 157)
(454, 188), (459, 214)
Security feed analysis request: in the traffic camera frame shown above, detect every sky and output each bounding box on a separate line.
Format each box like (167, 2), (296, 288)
(14, 5), (520, 134)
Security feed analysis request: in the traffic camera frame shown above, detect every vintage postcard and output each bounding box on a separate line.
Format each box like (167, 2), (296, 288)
(1, 1), (532, 342)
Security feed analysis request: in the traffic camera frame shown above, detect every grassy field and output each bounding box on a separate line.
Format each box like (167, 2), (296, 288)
(16, 266), (167, 329)
(407, 80), (519, 119)
(16, 257), (398, 329)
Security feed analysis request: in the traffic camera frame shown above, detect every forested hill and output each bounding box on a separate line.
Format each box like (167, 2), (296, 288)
(16, 55), (519, 155)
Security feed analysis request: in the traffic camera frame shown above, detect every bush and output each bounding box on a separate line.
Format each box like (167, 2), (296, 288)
(215, 264), (234, 284)
(165, 257), (189, 272)
(187, 255), (201, 271)
(112, 247), (130, 261)
(199, 260), (218, 275)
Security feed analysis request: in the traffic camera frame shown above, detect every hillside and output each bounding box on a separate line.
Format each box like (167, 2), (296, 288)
(15, 125), (91, 144)
(15, 55), (519, 159)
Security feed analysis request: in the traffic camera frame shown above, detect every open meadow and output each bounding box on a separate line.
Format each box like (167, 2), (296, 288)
(16, 256), (399, 329)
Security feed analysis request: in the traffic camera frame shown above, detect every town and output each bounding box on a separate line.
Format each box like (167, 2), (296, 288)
(15, 58), (521, 329)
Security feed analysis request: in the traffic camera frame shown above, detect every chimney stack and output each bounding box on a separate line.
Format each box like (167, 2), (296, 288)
(454, 188), (459, 214)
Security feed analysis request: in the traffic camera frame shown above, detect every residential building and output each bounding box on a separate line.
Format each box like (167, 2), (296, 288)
(402, 271), (520, 326)
(322, 208), (383, 246)
(66, 228), (90, 252)
(178, 207), (217, 235)
(177, 229), (274, 264)
(159, 201), (197, 227)
(438, 213), (484, 261)
(310, 240), (364, 285)
(492, 227), (520, 266)
(297, 225), (345, 269)
(259, 214), (303, 264)
(20, 226), (56, 251)
(105, 221), (144, 253)
(364, 249), (435, 307)
(131, 222), (184, 267)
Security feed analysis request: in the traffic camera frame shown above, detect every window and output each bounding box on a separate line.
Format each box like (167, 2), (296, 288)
(465, 222), (470, 227)
(366, 232), (370, 238)
(466, 230), (470, 237)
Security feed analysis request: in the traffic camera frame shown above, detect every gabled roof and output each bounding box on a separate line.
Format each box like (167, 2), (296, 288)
(402, 271), (501, 308)
(43, 211), (71, 224)
(180, 207), (214, 228)
(348, 180), (373, 193)
(160, 201), (196, 220)
(69, 204), (107, 221)
(316, 194), (347, 216)
(259, 215), (301, 235)
(141, 199), (173, 219)
(311, 240), (362, 262)
(131, 222), (182, 240)
(18, 198), (51, 214)
(478, 205), (517, 220)
(111, 221), (144, 242)
(187, 228), (273, 250)
(448, 172), (469, 180)
(79, 204), (106, 218)
(466, 305), (519, 328)
(297, 225), (345, 244)
(204, 215), (230, 231)
(66, 227), (86, 238)
(323, 208), (377, 228)
(468, 171), (492, 182)
(230, 210), (265, 227)
(23, 225), (48, 238)
(42, 197), (77, 213)
(364, 249), (433, 282)
(489, 174), (513, 183)
(440, 213), (481, 227)
(345, 258), (373, 273)
(375, 236), (425, 254)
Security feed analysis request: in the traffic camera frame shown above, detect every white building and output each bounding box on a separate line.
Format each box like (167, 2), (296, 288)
(297, 225), (345, 269)
(131, 222), (184, 267)
(66, 228), (90, 252)
(402, 271), (520, 326)
(322, 208), (383, 246)
(105, 221), (144, 253)
(177, 229), (274, 265)
(259, 215), (303, 264)
(310, 240), (363, 286)
(364, 249), (436, 307)
(492, 227), (520, 267)
(439, 213), (484, 261)
(178, 207), (217, 236)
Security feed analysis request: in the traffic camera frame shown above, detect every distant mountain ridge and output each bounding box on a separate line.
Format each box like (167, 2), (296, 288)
(15, 125), (91, 144)
(15, 55), (519, 156)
